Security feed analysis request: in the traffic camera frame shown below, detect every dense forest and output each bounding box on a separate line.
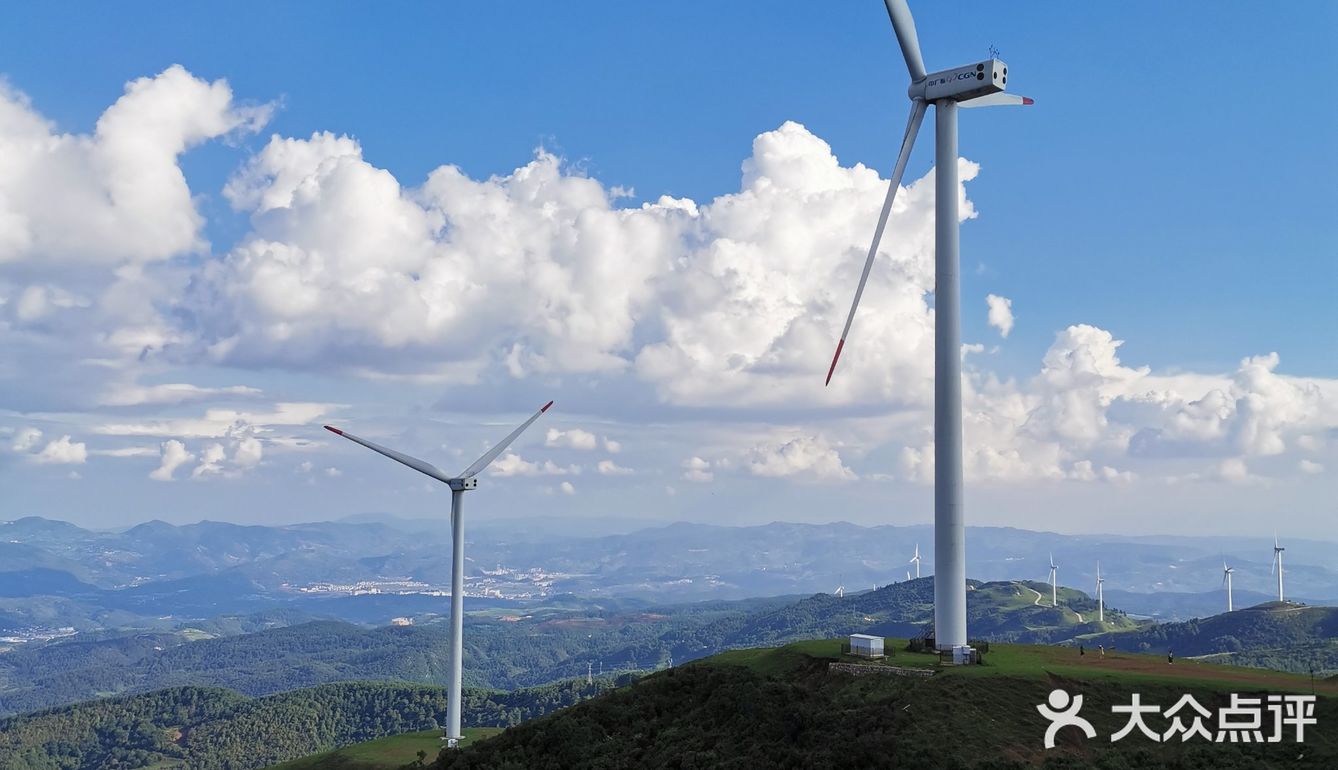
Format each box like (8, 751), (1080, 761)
(0, 678), (624, 770)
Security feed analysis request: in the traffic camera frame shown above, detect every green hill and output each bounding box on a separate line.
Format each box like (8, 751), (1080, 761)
(1087, 601), (1338, 676)
(0, 678), (614, 770)
(431, 639), (1337, 770)
(0, 580), (1141, 715)
(16, 580), (1332, 719)
(265, 728), (502, 770)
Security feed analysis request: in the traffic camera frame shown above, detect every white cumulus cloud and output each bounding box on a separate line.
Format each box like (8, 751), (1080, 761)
(545, 428), (599, 451)
(11, 426), (42, 452)
(0, 66), (269, 266)
(985, 294), (1013, 338)
(596, 459), (634, 476)
(150, 439), (194, 481)
(745, 435), (855, 481)
(35, 435), (87, 464)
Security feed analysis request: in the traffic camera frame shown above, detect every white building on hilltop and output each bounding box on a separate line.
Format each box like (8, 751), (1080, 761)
(850, 634), (885, 659)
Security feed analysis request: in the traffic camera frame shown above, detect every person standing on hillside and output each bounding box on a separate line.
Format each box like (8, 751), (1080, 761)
(1168, 650), (1174, 664)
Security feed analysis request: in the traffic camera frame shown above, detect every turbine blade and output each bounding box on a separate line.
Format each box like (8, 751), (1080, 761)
(458, 400), (554, 479)
(1271, 551), (1278, 575)
(959, 93), (1035, 109)
(882, 0), (927, 82)
(324, 426), (454, 484)
(826, 99), (927, 385)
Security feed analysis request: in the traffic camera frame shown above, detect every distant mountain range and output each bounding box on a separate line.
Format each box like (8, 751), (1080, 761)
(3, 574), (1332, 716)
(0, 515), (1333, 639)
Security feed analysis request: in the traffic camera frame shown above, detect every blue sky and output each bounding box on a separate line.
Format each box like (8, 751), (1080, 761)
(1, 2), (1334, 536)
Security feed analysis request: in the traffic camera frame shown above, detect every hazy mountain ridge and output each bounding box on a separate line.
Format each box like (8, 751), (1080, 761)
(3, 578), (1330, 716)
(1, 516), (1333, 633)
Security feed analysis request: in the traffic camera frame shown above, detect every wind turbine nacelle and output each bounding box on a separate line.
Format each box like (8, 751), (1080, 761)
(911, 59), (1009, 103)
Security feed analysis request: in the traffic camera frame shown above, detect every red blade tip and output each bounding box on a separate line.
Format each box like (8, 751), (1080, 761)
(1022, 97), (1034, 105)
(324, 425), (343, 435)
(824, 339), (845, 387)
(541, 400), (554, 413)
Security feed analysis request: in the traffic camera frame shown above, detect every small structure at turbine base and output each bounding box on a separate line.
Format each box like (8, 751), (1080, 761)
(849, 634), (886, 659)
(946, 644), (978, 666)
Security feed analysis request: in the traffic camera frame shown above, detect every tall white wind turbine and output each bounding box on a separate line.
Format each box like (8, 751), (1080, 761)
(1095, 561), (1105, 623)
(824, 0), (1032, 652)
(910, 543), (922, 578)
(1271, 535), (1285, 602)
(325, 400), (553, 746)
(1048, 554), (1058, 608)
(1222, 561), (1235, 612)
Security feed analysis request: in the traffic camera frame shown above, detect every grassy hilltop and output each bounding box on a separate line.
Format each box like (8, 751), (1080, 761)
(428, 639), (1336, 770)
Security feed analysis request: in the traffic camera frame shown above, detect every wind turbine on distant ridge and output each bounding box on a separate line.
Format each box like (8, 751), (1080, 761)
(1222, 561), (1235, 612)
(910, 544), (922, 578)
(1095, 562), (1105, 623)
(324, 400), (554, 747)
(823, 0), (1032, 652)
(1271, 534), (1286, 602)
(1047, 554), (1058, 608)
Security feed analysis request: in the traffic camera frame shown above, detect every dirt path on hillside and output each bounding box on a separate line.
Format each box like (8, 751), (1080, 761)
(1019, 583), (1043, 607)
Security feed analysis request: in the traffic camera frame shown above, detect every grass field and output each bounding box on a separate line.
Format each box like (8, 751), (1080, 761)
(702, 636), (1338, 696)
(266, 727), (503, 770)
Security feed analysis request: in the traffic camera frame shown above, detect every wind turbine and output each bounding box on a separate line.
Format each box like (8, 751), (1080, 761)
(1047, 554), (1058, 608)
(1095, 561), (1105, 623)
(1271, 534), (1286, 602)
(835, 581), (846, 598)
(1222, 561), (1235, 612)
(910, 543), (922, 578)
(324, 400), (553, 747)
(824, 0), (1032, 652)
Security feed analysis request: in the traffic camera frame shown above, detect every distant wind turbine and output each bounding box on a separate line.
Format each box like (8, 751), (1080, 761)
(834, 582), (846, 599)
(821, 0), (1032, 653)
(1048, 554), (1058, 607)
(1222, 561), (1235, 612)
(910, 544), (922, 579)
(1095, 561), (1105, 623)
(1271, 534), (1286, 602)
(325, 400), (553, 747)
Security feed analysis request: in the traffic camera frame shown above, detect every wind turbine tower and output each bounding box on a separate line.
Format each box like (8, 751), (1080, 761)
(1048, 554), (1058, 608)
(1222, 561), (1235, 612)
(1095, 562), (1105, 623)
(910, 544), (922, 579)
(1271, 535), (1286, 602)
(325, 400), (554, 747)
(824, 0), (1032, 652)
